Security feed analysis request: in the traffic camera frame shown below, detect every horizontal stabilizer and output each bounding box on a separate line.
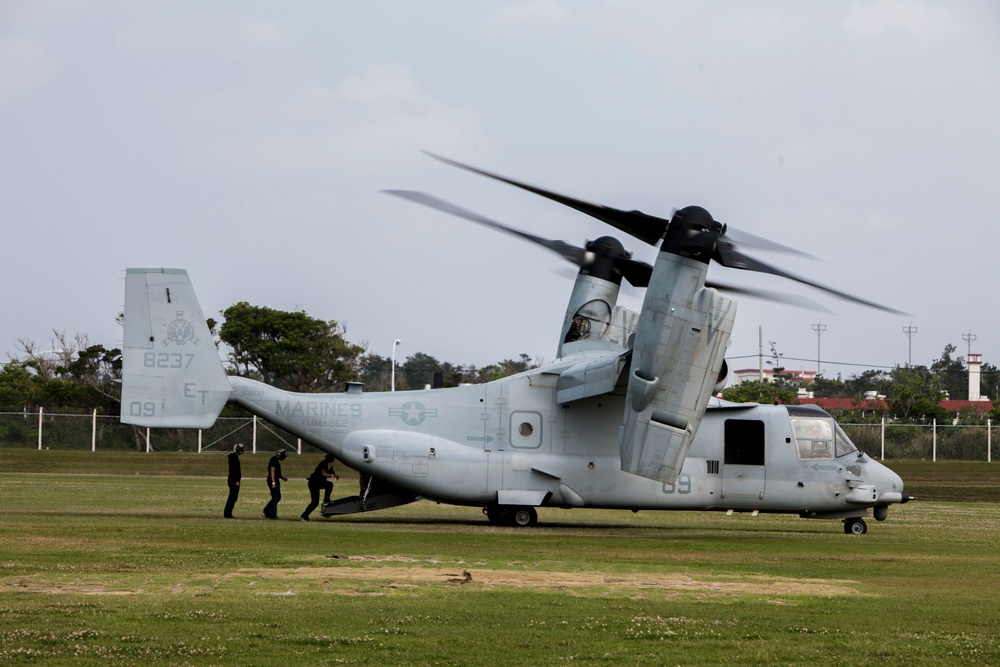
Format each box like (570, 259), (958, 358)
(120, 268), (232, 428)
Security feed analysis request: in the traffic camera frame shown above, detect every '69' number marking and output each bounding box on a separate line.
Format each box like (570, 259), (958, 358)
(662, 474), (692, 494)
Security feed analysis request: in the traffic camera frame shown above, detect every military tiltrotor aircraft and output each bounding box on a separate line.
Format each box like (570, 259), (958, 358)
(120, 154), (910, 534)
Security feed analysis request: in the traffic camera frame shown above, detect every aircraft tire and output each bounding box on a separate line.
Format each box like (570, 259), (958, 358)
(844, 518), (867, 535)
(510, 506), (538, 527)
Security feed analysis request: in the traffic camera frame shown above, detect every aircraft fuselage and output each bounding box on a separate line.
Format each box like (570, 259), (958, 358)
(228, 372), (905, 520)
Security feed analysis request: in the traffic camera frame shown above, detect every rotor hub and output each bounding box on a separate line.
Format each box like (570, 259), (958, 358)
(661, 206), (724, 263)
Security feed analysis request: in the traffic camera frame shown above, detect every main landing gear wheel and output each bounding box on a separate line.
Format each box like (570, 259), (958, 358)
(844, 517), (868, 535)
(510, 506), (538, 527)
(483, 504), (538, 527)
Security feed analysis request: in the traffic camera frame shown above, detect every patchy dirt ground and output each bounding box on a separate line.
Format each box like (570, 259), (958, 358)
(4, 554), (860, 601)
(273, 555), (859, 598)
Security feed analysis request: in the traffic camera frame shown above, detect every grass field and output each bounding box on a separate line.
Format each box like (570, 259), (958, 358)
(2, 451), (999, 665)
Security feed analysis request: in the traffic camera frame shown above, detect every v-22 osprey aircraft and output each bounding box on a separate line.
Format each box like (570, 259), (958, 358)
(120, 154), (910, 534)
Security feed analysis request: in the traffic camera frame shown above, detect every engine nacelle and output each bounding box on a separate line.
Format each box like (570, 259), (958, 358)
(714, 359), (729, 394)
(619, 251), (735, 485)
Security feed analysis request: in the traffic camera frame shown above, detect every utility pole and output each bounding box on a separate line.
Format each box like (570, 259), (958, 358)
(962, 331), (977, 358)
(811, 323), (827, 375)
(391, 339), (402, 392)
(758, 326), (764, 382)
(902, 324), (918, 367)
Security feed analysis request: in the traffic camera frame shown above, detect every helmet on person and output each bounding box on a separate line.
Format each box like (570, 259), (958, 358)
(234, 443), (245, 454)
(324, 453), (336, 462)
(277, 449), (287, 460)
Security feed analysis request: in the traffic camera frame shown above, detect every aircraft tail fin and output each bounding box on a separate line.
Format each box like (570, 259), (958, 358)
(120, 268), (232, 428)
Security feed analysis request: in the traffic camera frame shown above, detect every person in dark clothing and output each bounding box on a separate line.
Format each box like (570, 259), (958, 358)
(301, 453), (339, 521)
(223, 443), (245, 518)
(262, 449), (288, 520)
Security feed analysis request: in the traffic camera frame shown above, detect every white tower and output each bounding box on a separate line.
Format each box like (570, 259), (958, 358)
(968, 353), (983, 402)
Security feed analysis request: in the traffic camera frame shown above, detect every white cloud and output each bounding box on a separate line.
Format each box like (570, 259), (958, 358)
(334, 62), (423, 104)
(485, 0), (572, 33)
(0, 34), (58, 105)
(213, 63), (495, 175)
(844, 0), (957, 37)
(244, 19), (290, 45)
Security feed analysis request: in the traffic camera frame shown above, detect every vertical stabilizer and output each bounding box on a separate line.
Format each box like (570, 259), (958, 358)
(120, 268), (232, 428)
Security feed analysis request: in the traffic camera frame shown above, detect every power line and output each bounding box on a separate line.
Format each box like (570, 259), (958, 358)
(727, 354), (995, 376)
(726, 354), (899, 370)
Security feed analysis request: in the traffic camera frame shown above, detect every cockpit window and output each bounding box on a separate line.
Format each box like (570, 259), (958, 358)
(792, 418), (858, 460)
(792, 418), (833, 459)
(834, 422), (858, 457)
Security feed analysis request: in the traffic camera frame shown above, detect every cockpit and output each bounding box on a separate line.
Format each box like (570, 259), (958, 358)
(791, 416), (858, 460)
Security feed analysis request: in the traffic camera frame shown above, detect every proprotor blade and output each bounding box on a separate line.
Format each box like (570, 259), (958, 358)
(384, 189), (654, 287)
(704, 280), (833, 313)
(721, 227), (816, 258)
(424, 152), (671, 246)
(712, 241), (908, 315)
(384, 190), (587, 265)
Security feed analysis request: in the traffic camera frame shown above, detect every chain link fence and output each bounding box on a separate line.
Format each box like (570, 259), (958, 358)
(0, 409), (994, 460)
(0, 410), (303, 454)
(842, 420), (995, 461)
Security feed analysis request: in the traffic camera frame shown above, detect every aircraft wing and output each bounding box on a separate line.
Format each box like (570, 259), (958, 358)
(554, 350), (631, 404)
(705, 397), (759, 410)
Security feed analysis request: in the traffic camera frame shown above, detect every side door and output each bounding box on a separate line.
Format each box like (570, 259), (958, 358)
(721, 419), (767, 501)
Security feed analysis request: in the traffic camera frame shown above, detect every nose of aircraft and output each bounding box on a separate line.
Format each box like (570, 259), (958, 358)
(872, 459), (912, 507)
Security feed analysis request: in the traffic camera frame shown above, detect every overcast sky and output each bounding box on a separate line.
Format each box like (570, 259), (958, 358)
(2, 0), (998, 387)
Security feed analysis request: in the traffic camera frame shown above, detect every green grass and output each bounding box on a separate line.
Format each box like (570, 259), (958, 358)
(2, 453), (999, 665)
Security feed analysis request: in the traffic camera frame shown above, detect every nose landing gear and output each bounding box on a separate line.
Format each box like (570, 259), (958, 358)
(844, 517), (868, 535)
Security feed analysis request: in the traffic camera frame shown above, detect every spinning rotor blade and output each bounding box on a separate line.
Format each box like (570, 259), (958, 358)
(425, 152), (814, 258)
(384, 189), (654, 287)
(713, 241), (907, 314)
(424, 152), (670, 246)
(704, 280), (833, 313)
(384, 189), (585, 265)
(720, 227), (815, 258)
(421, 153), (902, 314)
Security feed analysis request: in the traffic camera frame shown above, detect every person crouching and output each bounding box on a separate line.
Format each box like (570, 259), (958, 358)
(301, 453), (339, 521)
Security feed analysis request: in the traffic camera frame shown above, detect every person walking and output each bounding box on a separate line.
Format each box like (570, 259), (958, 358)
(223, 443), (244, 518)
(301, 453), (339, 521)
(262, 449), (288, 520)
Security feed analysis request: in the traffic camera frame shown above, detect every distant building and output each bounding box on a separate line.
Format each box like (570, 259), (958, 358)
(797, 397), (992, 418)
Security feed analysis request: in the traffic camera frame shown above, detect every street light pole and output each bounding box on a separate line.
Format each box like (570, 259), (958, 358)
(391, 339), (401, 392)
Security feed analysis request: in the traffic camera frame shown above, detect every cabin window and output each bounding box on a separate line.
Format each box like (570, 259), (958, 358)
(723, 419), (765, 465)
(509, 411), (543, 449)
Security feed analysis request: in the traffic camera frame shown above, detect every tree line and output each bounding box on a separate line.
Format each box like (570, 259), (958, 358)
(0, 303), (540, 413)
(721, 343), (1000, 423)
(2, 303), (998, 426)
